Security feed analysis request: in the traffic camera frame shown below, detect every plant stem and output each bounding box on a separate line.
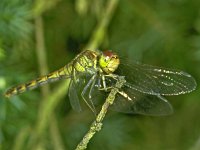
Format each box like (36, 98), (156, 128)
(86, 0), (119, 50)
(35, 16), (50, 97)
(75, 76), (126, 150)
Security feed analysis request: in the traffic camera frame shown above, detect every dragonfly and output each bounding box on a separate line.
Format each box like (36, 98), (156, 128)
(4, 50), (197, 116)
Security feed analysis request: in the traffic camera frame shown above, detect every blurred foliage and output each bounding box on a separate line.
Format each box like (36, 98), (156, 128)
(0, 0), (200, 150)
(0, 0), (33, 52)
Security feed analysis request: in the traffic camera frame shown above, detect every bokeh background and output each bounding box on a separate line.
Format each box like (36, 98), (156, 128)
(0, 0), (200, 150)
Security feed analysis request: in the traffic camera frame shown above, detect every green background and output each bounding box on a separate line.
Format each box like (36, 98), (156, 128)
(0, 0), (200, 150)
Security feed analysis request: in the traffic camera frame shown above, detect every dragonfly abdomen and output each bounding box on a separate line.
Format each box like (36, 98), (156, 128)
(4, 65), (71, 98)
(4, 79), (44, 98)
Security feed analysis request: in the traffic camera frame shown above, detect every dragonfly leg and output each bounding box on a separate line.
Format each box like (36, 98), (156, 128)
(88, 75), (98, 114)
(81, 74), (97, 115)
(89, 75), (97, 99)
(118, 90), (133, 101)
(98, 86), (113, 91)
(102, 75), (108, 91)
(82, 74), (96, 95)
(104, 74), (118, 80)
(100, 73), (120, 91)
(97, 77), (102, 89)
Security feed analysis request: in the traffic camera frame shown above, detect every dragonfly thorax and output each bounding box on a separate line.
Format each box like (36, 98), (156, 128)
(99, 50), (120, 74)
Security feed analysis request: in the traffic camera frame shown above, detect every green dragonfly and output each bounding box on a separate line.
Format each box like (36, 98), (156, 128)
(4, 50), (197, 116)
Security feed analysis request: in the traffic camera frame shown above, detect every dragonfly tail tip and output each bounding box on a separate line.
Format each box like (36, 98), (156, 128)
(3, 92), (11, 99)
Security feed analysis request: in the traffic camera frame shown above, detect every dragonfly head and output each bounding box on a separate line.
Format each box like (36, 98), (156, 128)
(99, 50), (120, 74)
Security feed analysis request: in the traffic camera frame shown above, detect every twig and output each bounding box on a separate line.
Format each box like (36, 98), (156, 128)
(75, 76), (126, 150)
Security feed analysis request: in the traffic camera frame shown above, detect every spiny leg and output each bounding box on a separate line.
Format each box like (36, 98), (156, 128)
(118, 90), (133, 101)
(101, 75), (107, 91)
(81, 74), (97, 115)
(88, 75), (98, 114)
(104, 74), (118, 80)
(82, 74), (96, 96)
(97, 76), (102, 89)
(100, 74), (119, 91)
(89, 74), (97, 99)
(99, 86), (113, 91)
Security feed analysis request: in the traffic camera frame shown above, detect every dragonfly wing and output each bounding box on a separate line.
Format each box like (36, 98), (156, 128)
(68, 79), (82, 112)
(117, 60), (197, 95)
(110, 87), (173, 116)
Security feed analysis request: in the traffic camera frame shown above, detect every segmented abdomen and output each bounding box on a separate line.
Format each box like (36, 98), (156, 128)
(4, 64), (72, 98)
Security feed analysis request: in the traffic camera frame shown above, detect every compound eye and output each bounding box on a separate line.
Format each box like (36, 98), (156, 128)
(103, 50), (113, 57)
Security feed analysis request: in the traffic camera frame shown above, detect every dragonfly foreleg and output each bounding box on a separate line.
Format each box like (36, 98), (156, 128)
(103, 74), (118, 80)
(97, 77), (102, 89)
(102, 75), (107, 91)
(100, 73), (121, 91)
(98, 86), (113, 91)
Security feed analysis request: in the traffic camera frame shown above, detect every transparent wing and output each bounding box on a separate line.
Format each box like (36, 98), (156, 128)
(68, 79), (82, 112)
(67, 67), (94, 112)
(117, 60), (197, 96)
(110, 87), (173, 116)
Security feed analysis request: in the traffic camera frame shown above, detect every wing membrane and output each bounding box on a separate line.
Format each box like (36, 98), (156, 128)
(68, 79), (82, 112)
(117, 60), (196, 95)
(110, 87), (173, 116)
